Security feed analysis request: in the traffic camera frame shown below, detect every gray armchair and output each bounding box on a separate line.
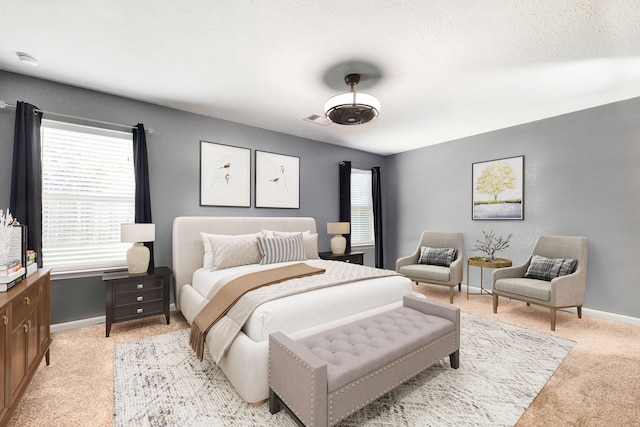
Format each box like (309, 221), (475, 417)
(396, 232), (464, 303)
(492, 235), (588, 331)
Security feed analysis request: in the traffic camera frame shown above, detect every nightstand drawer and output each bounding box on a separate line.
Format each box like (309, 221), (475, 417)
(112, 278), (163, 294)
(114, 289), (164, 306)
(114, 300), (164, 320)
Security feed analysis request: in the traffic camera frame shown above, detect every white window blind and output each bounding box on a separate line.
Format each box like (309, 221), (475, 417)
(41, 120), (135, 273)
(351, 168), (375, 246)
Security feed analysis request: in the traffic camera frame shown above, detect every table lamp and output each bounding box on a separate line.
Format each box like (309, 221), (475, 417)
(121, 223), (155, 274)
(327, 222), (350, 255)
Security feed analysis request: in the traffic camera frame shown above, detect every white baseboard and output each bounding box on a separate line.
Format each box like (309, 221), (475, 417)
(51, 303), (178, 333)
(466, 285), (640, 326)
(51, 315), (105, 333)
(51, 298), (639, 333)
(569, 306), (640, 326)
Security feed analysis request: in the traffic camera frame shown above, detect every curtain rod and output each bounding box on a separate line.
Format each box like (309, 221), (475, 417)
(0, 100), (153, 133)
(340, 161), (371, 170)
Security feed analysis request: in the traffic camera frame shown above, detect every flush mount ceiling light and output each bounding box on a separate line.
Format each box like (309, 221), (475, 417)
(324, 73), (380, 125)
(16, 52), (39, 67)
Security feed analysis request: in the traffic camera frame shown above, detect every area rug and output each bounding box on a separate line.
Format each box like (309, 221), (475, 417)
(114, 312), (574, 427)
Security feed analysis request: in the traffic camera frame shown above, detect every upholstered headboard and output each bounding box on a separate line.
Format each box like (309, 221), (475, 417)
(171, 216), (317, 309)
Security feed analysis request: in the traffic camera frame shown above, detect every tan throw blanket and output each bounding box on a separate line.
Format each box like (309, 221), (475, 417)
(203, 260), (401, 363)
(189, 263), (326, 360)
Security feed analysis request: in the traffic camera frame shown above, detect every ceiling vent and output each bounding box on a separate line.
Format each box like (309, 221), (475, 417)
(303, 114), (331, 126)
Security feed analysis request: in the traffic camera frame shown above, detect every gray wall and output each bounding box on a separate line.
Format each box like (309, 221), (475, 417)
(385, 97), (640, 319)
(0, 72), (383, 324)
(2, 71), (639, 322)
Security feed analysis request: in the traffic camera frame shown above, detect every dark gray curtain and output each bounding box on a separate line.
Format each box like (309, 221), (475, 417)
(133, 124), (154, 272)
(339, 161), (351, 253)
(10, 101), (43, 267)
(372, 166), (383, 268)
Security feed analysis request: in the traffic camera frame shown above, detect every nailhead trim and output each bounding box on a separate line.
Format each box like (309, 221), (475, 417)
(327, 331), (456, 424)
(270, 317), (459, 426)
(269, 336), (317, 425)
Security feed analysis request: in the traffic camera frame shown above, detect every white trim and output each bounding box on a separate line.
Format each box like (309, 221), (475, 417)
(467, 285), (640, 326)
(51, 304), (177, 333)
(569, 306), (640, 326)
(51, 265), (127, 280)
(51, 314), (105, 333)
(50, 297), (640, 333)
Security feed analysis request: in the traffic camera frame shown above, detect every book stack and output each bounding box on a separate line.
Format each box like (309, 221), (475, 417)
(0, 258), (26, 292)
(26, 250), (38, 277)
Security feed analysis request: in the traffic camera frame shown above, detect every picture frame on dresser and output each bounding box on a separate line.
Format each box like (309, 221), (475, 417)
(200, 141), (251, 207)
(255, 150), (300, 209)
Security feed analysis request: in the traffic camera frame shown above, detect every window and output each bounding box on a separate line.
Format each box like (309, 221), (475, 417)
(351, 168), (375, 246)
(41, 120), (135, 274)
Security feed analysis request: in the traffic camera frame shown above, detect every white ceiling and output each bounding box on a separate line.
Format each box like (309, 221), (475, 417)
(1, 1), (639, 155)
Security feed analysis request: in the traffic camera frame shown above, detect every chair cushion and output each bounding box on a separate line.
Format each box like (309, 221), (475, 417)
(399, 264), (451, 283)
(524, 255), (576, 281)
(418, 246), (457, 267)
(494, 277), (551, 302)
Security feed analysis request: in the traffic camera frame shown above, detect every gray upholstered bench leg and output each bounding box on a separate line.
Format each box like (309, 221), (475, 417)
(269, 332), (328, 427)
(450, 349), (460, 369)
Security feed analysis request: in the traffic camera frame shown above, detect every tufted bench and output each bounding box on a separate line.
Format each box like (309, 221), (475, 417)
(268, 295), (460, 426)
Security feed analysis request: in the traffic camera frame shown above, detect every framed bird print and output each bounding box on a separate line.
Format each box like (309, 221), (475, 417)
(255, 150), (300, 208)
(200, 141), (251, 207)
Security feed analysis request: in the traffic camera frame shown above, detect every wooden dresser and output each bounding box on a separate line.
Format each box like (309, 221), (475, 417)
(0, 268), (51, 427)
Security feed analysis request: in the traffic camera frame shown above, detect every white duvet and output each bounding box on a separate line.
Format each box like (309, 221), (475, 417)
(188, 259), (412, 343)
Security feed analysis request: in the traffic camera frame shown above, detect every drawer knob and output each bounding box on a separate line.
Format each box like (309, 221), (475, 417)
(136, 296), (144, 302)
(23, 320), (31, 333)
(136, 283), (144, 289)
(136, 308), (144, 314)
(25, 296), (31, 305)
(2, 315), (7, 326)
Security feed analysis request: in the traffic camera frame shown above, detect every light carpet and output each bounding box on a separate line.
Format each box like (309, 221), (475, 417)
(114, 312), (574, 427)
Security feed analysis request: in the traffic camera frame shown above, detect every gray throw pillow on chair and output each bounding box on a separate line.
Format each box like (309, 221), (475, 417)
(418, 247), (457, 267)
(524, 255), (576, 281)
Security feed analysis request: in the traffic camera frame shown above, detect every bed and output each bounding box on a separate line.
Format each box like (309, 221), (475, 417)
(172, 216), (413, 404)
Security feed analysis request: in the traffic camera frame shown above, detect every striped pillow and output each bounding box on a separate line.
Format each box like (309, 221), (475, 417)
(257, 233), (306, 265)
(418, 246), (457, 267)
(273, 230), (320, 259)
(524, 255), (576, 281)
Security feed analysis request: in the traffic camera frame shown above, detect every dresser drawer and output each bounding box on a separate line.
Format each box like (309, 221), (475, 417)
(114, 289), (164, 306)
(10, 284), (40, 322)
(114, 300), (164, 320)
(112, 277), (163, 294)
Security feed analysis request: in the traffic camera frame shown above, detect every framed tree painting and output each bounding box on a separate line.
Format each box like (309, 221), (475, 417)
(255, 150), (300, 208)
(200, 141), (251, 207)
(472, 155), (524, 220)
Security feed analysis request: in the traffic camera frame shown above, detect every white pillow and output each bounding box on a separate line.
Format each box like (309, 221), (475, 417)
(257, 233), (306, 265)
(272, 230), (319, 259)
(201, 232), (262, 270)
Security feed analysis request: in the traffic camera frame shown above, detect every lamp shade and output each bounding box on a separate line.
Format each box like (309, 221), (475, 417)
(121, 223), (155, 243)
(327, 222), (350, 235)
